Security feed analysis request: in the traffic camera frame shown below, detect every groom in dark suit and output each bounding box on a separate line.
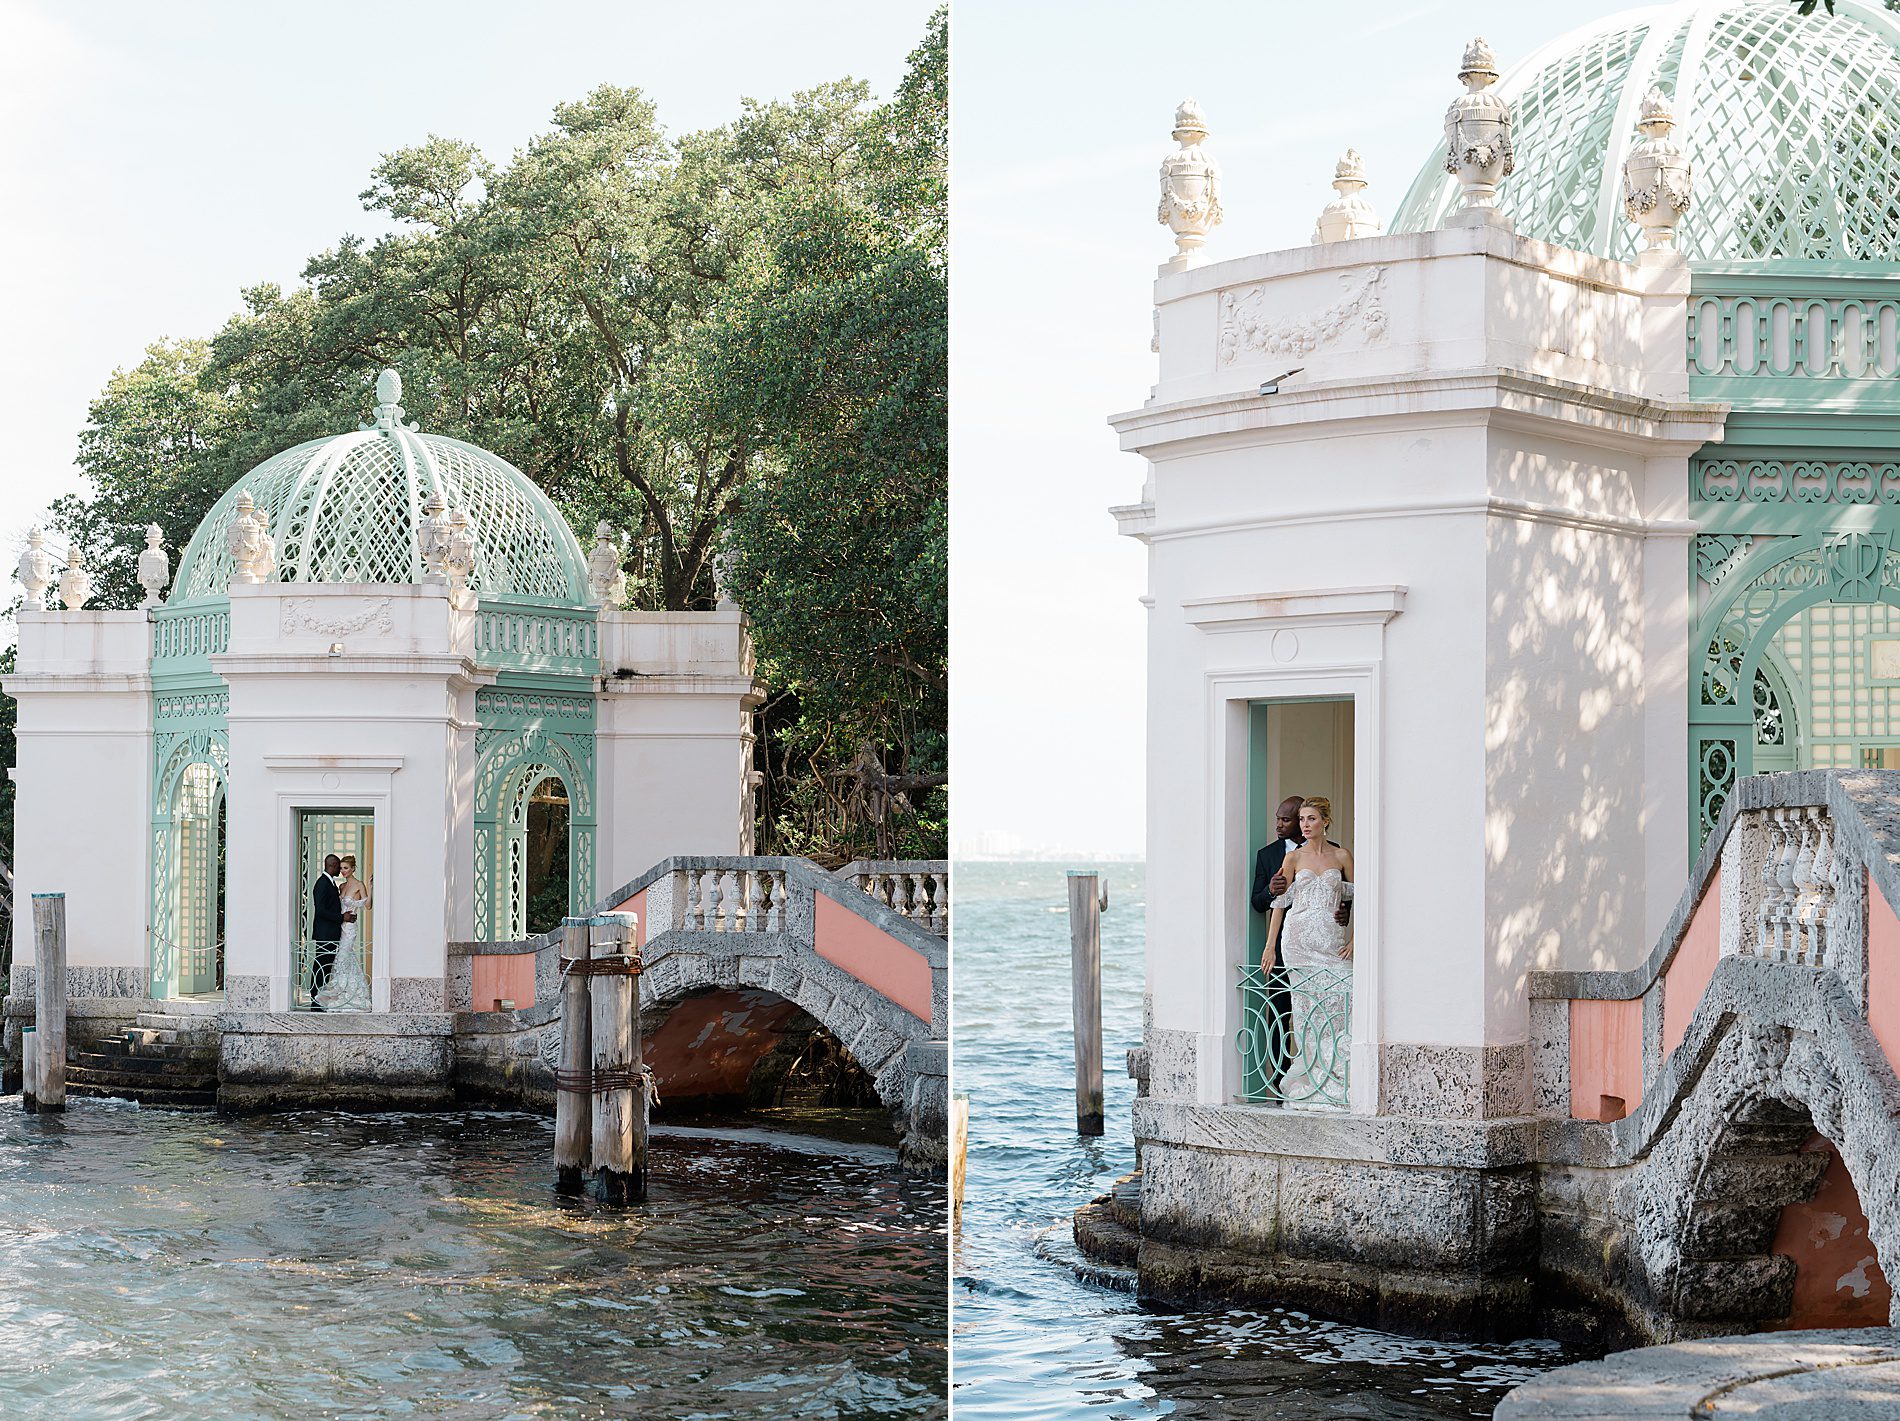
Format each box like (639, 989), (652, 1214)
(1249, 796), (1351, 1093)
(310, 854), (344, 1009)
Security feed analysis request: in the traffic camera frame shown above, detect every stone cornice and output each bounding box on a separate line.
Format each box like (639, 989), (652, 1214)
(1110, 366), (1730, 460)
(1183, 585), (1406, 633)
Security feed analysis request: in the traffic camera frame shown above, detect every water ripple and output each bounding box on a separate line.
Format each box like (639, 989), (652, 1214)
(952, 861), (1571, 1420)
(0, 1104), (945, 1419)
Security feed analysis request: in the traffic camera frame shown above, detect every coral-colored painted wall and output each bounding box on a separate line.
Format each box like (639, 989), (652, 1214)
(1868, 871), (1900, 1077)
(472, 954), (535, 1010)
(1662, 867), (1722, 1058)
(813, 893), (932, 1023)
(643, 988), (805, 1100)
(1568, 996), (1644, 1120)
(607, 889), (649, 946)
(1772, 1132), (1893, 1328)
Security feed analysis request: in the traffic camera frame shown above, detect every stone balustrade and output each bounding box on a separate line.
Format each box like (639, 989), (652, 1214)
(839, 860), (950, 936)
(1744, 804), (1839, 969)
(674, 864), (789, 933)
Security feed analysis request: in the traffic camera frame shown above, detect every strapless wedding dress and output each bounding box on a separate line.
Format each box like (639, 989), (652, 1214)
(1271, 868), (1352, 1107)
(318, 899), (372, 1011)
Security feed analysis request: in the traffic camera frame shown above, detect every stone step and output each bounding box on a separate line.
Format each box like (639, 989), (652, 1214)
(144, 999), (223, 1018)
(77, 1050), (214, 1080)
(95, 1038), (218, 1066)
(1072, 1193), (1141, 1269)
(126, 1025), (218, 1048)
(1108, 1171), (1142, 1232)
(66, 1082), (218, 1110)
(134, 1012), (222, 1034)
(70, 1064), (219, 1093)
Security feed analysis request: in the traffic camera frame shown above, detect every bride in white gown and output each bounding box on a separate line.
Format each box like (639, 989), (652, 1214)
(318, 854), (373, 1011)
(1265, 797), (1353, 1106)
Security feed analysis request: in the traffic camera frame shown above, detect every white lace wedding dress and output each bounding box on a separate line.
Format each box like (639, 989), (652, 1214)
(1272, 867), (1352, 1106)
(318, 889), (372, 1012)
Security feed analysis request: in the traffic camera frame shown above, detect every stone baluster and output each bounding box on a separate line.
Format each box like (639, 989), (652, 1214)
(908, 872), (927, 923)
(1755, 812), (1783, 958)
(1773, 811), (1802, 961)
(1789, 813), (1819, 965)
(749, 870), (767, 932)
(763, 872), (784, 933)
(703, 869), (724, 932)
(682, 869), (702, 930)
(1806, 813), (1835, 969)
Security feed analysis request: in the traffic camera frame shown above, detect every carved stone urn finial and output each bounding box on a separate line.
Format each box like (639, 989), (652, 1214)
(226, 490), (268, 586)
(1157, 97), (1223, 272)
(57, 545), (94, 611)
(1623, 87), (1692, 257)
(443, 505), (477, 592)
(419, 491), (452, 584)
(1443, 37), (1515, 224)
(138, 524), (170, 608)
(586, 520), (627, 608)
(16, 527), (52, 610)
(712, 542), (737, 611)
(1313, 149), (1382, 244)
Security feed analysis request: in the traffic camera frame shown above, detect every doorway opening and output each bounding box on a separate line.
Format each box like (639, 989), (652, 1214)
(291, 808), (375, 1011)
(1240, 697), (1355, 1108)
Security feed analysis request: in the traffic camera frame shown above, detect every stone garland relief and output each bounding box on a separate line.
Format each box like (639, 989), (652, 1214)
(279, 597), (396, 638)
(1217, 267), (1388, 366)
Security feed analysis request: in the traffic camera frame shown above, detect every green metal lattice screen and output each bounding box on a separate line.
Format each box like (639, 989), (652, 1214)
(472, 684), (596, 940)
(150, 689), (230, 998)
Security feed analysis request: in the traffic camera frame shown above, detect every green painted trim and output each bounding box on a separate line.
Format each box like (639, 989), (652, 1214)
(1247, 703), (1269, 971)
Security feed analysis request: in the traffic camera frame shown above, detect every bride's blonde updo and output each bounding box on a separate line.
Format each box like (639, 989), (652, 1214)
(1301, 796), (1333, 825)
(340, 854), (358, 873)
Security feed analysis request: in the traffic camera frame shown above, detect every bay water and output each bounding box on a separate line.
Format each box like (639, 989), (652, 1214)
(0, 1103), (945, 1419)
(951, 860), (1572, 1419)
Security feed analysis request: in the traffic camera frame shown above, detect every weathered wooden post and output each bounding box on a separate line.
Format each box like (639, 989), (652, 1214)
(1067, 871), (1106, 1135)
(589, 911), (646, 1204)
(950, 1091), (969, 1228)
(20, 1025), (37, 1112)
(32, 893), (67, 1113)
(554, 916), (593, 1195)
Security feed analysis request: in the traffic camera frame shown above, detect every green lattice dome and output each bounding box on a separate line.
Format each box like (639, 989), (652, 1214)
(172, 372), (590, 604)
(1389, 0), (1900, 261)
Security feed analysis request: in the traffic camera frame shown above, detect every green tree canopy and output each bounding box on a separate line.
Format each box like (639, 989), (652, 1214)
(47, 8), (946, 864)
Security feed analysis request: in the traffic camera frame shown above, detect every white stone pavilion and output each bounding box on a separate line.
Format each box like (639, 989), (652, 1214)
(1097, 0), (1900, 1342)
(6, 371), (758, 1023)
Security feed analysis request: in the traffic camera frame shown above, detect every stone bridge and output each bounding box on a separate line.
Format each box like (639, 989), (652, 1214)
(451, 856), (950, 1173)
(1534, 770), (1900, 1340)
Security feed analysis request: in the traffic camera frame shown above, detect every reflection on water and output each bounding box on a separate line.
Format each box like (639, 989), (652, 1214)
(0, 1102), (945, 1420)
(953, 861), (1572, 1420)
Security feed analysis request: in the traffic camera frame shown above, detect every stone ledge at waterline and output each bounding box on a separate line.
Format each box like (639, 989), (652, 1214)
(217, 1012), (456, 1111)
(1495, 1328), (1900, 1419)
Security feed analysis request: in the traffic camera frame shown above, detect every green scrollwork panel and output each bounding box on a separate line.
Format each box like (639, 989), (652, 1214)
(1237, 963), (1350, 1109)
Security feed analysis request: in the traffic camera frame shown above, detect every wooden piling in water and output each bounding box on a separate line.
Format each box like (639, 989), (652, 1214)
(32, 894), (67, 1113)
(950, 1092), (969, 1228)
(1067, 872), (1104, 1136)
(21, 1025), (36, 1112)
(589, 912), (644, 1205)
(624, 912), (648, 1203)
(554, 916), (593, 1196)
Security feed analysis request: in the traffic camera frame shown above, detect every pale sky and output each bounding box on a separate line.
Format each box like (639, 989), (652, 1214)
(949, 0), (1638, 857)
(0, 0), (934, 613)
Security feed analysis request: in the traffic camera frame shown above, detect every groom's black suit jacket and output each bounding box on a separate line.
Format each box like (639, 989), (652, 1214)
(311, 873), (342, 943)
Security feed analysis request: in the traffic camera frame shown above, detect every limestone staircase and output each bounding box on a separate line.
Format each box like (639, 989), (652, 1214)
(67, 1002), (220, 1110)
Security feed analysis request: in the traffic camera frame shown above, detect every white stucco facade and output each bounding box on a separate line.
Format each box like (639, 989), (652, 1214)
(1116, 224), (1727, 1113)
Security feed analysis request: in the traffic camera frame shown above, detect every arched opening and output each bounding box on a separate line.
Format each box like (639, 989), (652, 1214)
(1769, 1132), (1894, 1328)
(152, 754), (228, 999)
(641, 986), (893, 1144)
(521, 775), (570, 937)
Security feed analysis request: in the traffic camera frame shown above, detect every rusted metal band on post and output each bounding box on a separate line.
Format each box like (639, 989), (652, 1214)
(562, 955), (644, 977)
(586, 1066), (643, 1092)
(553, 1068), (595, 1093)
